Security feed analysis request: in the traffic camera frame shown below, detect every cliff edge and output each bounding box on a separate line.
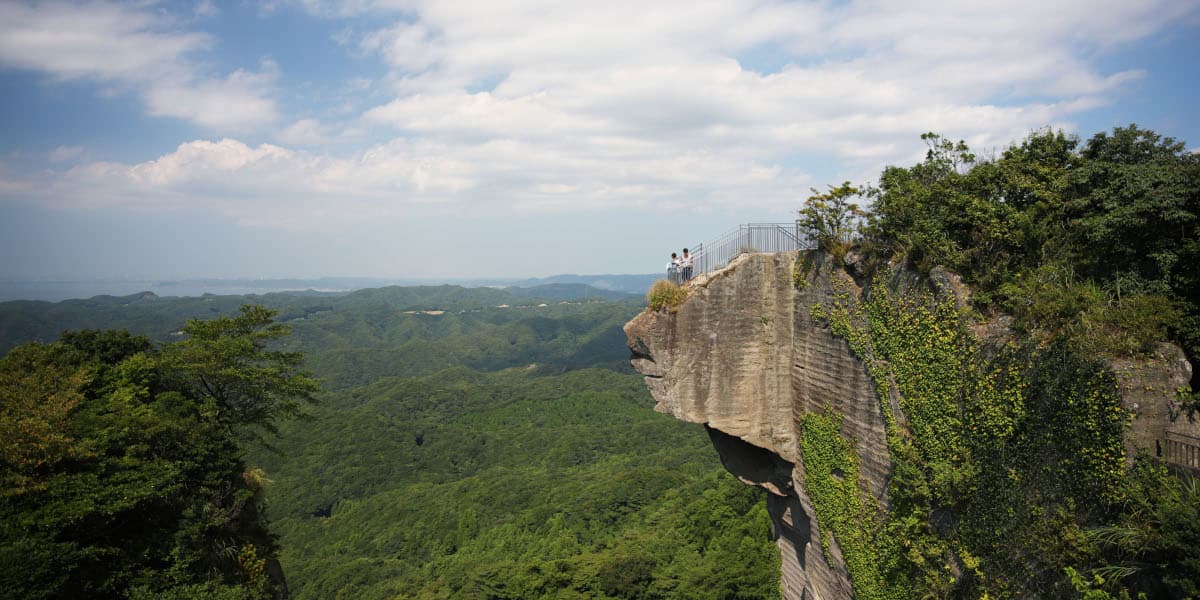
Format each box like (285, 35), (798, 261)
(624, 251), (1195, 600)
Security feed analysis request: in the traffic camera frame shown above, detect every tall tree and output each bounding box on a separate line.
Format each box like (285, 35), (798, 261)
(156, 305), (320, 441)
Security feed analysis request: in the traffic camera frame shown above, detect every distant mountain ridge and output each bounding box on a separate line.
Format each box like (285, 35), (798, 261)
(0, 273), (661, 302)
(0, 282), (641, 354)
(501, 273), (661, 293)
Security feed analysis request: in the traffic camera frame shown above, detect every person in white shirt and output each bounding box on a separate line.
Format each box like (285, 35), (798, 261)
(680, 248), (693, 281)
(667, 252), (681, 284)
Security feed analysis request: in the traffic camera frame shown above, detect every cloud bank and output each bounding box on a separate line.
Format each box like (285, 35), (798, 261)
(2, 0), (1198, 228)
(0, 0), (278, 132)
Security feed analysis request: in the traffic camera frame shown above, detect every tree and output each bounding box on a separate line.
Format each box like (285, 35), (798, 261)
(0, 306), (318, 599)
(1066, 125), (1200, 378)
(156, 305), (320, 441)
(1068, 125), (1200, 287)
(869, 133), (987, 271)
(799, 181), (869, 254)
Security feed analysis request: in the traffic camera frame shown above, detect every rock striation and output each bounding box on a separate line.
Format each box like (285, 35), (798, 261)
(627, 252), (877, 599)
(624, 251), (1196, 600)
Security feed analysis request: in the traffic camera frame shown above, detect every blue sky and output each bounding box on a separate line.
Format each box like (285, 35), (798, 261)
(1, 0), (1198, 282)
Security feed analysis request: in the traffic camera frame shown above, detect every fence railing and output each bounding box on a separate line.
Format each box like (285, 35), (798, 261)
(1165, 430), (1200, 471)
(688, 223), (813, 277)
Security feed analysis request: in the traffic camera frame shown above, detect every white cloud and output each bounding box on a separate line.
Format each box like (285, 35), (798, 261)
(0, 0), (277, 132)
(276, 118), (334, 147)
(194, 0), (219, 18)
(0, 1), (209, 81)
(360, 22), (443, 72)
(145, 62), (280, 131)
(48, 145), (84, 163)
(7, 0), (1199, 229)
(4, 131), (810, 228)
(342, 0), (1198, 181)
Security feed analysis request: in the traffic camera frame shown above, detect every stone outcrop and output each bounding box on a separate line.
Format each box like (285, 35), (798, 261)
(627, 252), (879, 599)
(624, 251), (1197, 599)
(1111, 343), (1199, 469)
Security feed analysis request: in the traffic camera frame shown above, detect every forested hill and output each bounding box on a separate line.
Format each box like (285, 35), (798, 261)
(1, 284), (781, 599)
(0, 282), (636, 356)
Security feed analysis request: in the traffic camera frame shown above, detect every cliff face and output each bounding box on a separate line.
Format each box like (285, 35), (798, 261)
(624, 252), (1196, 600)
(627, 252), (878, 599)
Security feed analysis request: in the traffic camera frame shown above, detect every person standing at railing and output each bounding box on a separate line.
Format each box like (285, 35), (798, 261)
(680, 248), (693, 282)
(667, 252), (681, 284)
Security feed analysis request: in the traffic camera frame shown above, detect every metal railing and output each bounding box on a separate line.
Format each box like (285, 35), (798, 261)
(687, 223), (813, 277)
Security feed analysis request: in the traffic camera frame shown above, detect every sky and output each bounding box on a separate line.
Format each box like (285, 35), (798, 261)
(1, 0), (1199, 282)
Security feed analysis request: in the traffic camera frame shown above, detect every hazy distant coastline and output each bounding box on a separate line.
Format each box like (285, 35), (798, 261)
(0, 273), (660, 302)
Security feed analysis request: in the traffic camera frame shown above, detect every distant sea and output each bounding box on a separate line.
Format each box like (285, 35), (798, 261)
(0, 274), (660, 302)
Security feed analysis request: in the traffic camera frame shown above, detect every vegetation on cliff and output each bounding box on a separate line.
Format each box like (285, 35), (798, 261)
(798, 124), (1200, 599)
(801, 125), (1200, 373)
(647, 279), (689, 311)
(809, 274), (1133, 597)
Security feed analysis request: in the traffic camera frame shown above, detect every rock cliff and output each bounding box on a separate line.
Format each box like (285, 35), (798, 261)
(624, 252), (1196, 600)
(626, 251), (876, 599)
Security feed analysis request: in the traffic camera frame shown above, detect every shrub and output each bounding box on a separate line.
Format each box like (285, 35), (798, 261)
(647, 280), (688, 311)
(1081, 292), (1182, 356)
(798, 182), (869, 257)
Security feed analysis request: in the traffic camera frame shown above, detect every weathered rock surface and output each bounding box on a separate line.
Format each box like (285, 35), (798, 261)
(626, 252), (880, 599)
(625, 251), (1197, 599)
(1111, 343), (1197, 468)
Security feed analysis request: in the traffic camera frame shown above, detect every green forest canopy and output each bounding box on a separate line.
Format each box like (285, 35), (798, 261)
(1, 286), (780, 599)
(801, 125), (1199, 379)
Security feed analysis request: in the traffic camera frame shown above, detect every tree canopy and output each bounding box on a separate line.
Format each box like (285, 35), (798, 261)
(867, 125), (1200, 368)
(0, 307), (317, 599)
(1, 290), (781, 599)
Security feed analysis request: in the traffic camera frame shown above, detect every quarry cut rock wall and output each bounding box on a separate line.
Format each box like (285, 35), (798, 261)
(626, 252), (878, 600)
(624, 252), (1196, 600)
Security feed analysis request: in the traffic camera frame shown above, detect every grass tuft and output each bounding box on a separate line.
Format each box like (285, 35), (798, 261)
(647, 280), (688, 311)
